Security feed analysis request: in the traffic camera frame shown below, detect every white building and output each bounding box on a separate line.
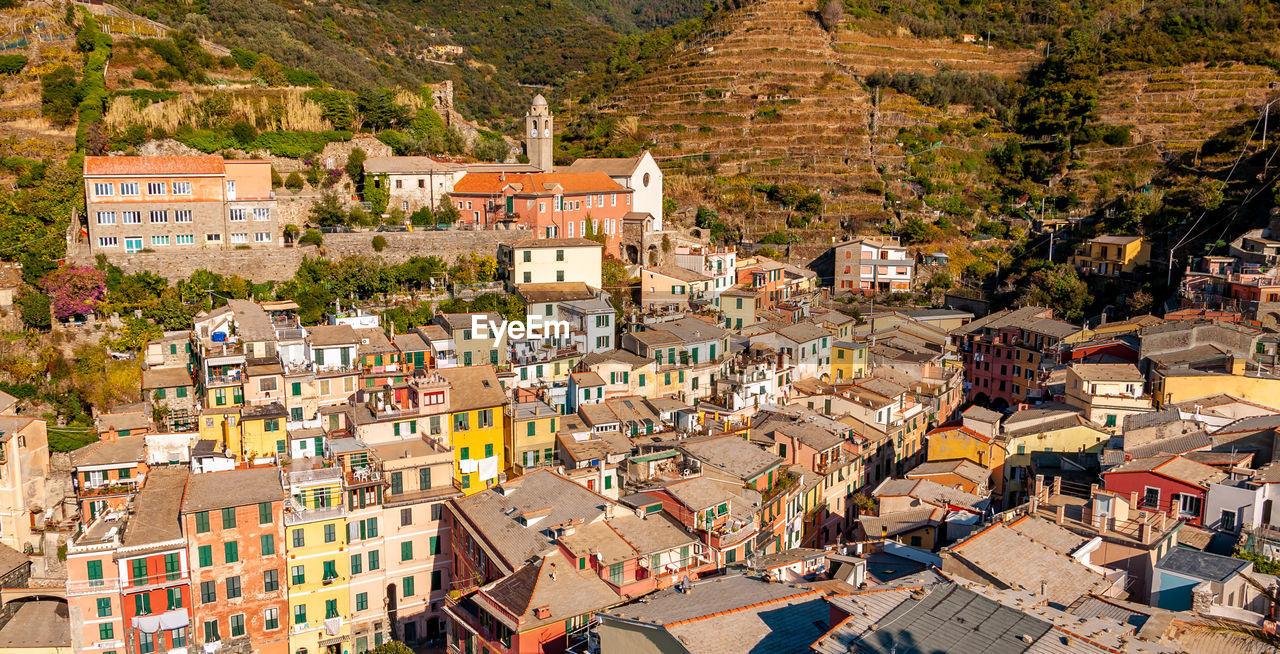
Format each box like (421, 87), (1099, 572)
(563, 151), (664, 231)
(498, 237), (604, 291)
(362, 157), (465, 215)
(674, 246), (737, 298)
(833, 237), (915, 295)
(559, 295), (617, 354)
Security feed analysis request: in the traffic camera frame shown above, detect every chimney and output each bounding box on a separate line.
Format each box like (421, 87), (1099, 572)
(1230, 357), (1247, 376)
(1055, 504), (1065, 525)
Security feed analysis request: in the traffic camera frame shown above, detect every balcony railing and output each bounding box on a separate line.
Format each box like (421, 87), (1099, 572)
(123, 570), (187, 589)
(67, 578), (121, 595)
(283, 499), (346, 526)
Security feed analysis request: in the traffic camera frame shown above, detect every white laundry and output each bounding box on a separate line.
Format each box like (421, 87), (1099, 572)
(478, 456), (499, 481)
(459, 458), (478, 474)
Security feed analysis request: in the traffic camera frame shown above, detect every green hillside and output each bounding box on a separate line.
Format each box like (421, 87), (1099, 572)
(117, 0), (706, 122)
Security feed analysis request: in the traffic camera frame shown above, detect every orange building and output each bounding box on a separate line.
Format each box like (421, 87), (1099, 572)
(181, 468), (289, 654)
(84, 155), (279, 254)
(449, 172), (633, 256)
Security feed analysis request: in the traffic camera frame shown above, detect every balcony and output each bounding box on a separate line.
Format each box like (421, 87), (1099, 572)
(122, 570), (188, 591)
(276, 327), (307, 341)
(66, 577), (121, 596)
(384, 478), (465, 508)
(283, 498), (346, 526)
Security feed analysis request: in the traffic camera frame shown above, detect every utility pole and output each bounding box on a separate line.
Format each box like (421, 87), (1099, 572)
(1048, 230), (1055, 262)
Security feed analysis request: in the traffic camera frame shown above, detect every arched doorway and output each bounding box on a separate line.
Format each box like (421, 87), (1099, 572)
(647, 245), (659, 266)
(625, 244), (640, 264)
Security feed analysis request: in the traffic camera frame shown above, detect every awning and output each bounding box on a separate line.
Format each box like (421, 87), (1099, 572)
(629, 450), (680, 463)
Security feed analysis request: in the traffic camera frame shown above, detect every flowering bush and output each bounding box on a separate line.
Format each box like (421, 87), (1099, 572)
(41, 265), (106, 321)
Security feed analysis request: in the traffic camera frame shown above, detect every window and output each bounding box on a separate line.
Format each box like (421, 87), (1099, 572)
(1222, 510), (1237, 531)
(324, 523), (336, 543)
(325, 599), (339, 619)
(291, 566), (305, 585)
(147, 182), (167, 195)
(230, 614), (245, 637)
(253, 207), (271, 221)
(258, 502), (272, 524)
(255, 231), (272, 243)
(293, 605), (306, 625)
(323, 560), (338, 581)
(402, 576), (415, 597)
(164, 552), (180, 580)
(97, 597), (112, 617)
(401, 541), (413, 561)
(351, 552), (363, 575)
(264, 569), (279, 592)
(230, 208), (246, 222)
(221, 507), (237, 529)
(419, 467), (431, 490)
(198, 545), (212, 567)
(150, 210), (168, 224)
(1142, 487), (1160, 509)
(224, 541), (239, 563)
(97, 211), (116, 225)
(206, 233), (221, 242)
(204, 619), (220, 643)
(150, 235), (169, 246)
(139, 632), (156, 654)
(609, 562), (623, 585)
(432, 570), (443, 590)
(201, 580), (216, 603)
(87, 560), (103, 586)
(99, 623), (114, 641)
(1179, 493), (1202, 518)
(368, 550), (380, 570)
(175, 234), (194, 245)
(264, 608), (279, 630)
(429, 536), (440, 555)
(98, 237), (119, 248)
(130, 558), (147, 584)
(292, 529), (304, 548)
(93, 183), (113, 196)
(357, 592), (369, 611)
(172, 182), (191, 195)
(134, 593), (152, 615)
(172, 209), (193, 224)
(226, 576), (242, 599)
(230, 233), (248, 244)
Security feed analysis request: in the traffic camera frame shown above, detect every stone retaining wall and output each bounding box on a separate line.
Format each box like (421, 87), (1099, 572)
(86, 229), (530, 282)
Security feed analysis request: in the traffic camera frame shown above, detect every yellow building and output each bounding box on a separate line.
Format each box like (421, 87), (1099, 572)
(1069, 235), (1151, 277)
(830, 341), (869, 382)
(504, 400), (560, 477)
(196, 404), (288, 462)
(438, 366), (508, 494)
(1155, 363), (1280, 407)
(923, 407), (1009, 494)
(284, 462), (351, 654)
(1000, 411), (1111, 506)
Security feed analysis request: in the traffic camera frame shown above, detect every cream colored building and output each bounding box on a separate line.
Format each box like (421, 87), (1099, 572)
(498, 238), (604, 291)
(0, 415), (49, 554)
(1064, 363), (1154, 428)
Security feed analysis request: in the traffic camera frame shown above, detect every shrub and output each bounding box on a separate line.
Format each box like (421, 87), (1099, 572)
(271, 167), (283, 187)
(345, 147), (366, 186)
(372, 235), (387, 252)
(365, 174), (390, 214)
(231, 120), (257, 146)
(40, 65), (79, 127)
(175, 128), (238, 153)
(230, 47), (259, 70)
(0, 54), (27, 75)
(284, 171), (304, 191)
(17, 291), (51, 330)
(132, 66), (154, 82)
(299, 228), (323, 247)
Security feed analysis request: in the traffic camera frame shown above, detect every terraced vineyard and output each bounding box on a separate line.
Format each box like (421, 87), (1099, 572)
(592, 0), (1040, 241)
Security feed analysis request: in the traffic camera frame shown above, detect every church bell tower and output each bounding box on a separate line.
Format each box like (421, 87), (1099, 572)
(525, 94), (553, 172)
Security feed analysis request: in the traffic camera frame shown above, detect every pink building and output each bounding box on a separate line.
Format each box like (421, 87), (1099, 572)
(449, 172), (633, 256)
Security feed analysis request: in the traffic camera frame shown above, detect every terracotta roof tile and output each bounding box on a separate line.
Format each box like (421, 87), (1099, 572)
(452, 171), (626, 195)
(84, 155), (225, 177)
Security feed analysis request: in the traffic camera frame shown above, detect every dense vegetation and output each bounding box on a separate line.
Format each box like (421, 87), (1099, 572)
(120, 0), (706, 122)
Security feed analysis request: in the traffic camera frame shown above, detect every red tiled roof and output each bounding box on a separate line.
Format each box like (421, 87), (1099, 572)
(84, 155), (226, 177)
(452, 171), (626, 195)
